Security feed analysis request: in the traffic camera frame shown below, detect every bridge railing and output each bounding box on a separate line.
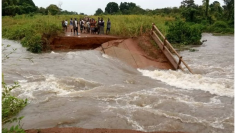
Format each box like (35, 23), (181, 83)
(151, 23), (193, 74)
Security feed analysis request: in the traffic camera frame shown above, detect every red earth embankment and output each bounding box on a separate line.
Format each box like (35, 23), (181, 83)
(50, 36), (124, 50)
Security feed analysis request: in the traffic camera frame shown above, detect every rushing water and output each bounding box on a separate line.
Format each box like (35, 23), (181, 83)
(2, 33), (234, 133)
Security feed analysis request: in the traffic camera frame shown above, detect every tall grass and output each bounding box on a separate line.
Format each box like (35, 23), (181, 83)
(2, 14), (173, 53)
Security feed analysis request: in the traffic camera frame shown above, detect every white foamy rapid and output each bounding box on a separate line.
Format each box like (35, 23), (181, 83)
(138, 69), (234, 97)
(12, 74), (102, 103)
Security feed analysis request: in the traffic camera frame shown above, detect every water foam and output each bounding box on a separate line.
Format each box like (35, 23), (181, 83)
(102, 54), (111, 59)
(138, 69), (234, 97)
(11, 74), (102, 103)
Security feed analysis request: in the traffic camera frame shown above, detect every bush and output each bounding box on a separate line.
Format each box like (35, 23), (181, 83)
(2, 15), (63, 53)
(166, 20), (203, 45)
(23, 34), (42, 53)
(205, 21), (232, 33)
(212, 21), (228, 28)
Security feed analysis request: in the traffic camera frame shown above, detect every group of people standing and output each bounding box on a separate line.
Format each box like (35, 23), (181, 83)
(62, 17), (111, 36)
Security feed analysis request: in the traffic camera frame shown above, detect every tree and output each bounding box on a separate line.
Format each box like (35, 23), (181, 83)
(105, 2), (119, 14)
(180, 0), (198, 22)
(222, 0), (234, 21)
(2, 0), (37, 16)
(203, 0), (210, 17)
(209, 1), (223, 19)
(119, 2), (136, 14)
(130, 6), (145, 15)
(46, 4), (60, 15)
(180, 0), (196, 8)
(60, 10), (78, 15)
(94, 8), (104, 15)
(37, 7), (46, 15)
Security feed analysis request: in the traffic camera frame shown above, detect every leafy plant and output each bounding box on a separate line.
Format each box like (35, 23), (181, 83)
(166, 20), (203, 45)
(2, 44), (17, 62)
(2, 117), (25, 133)
(2, 80), (28, 124)
(205, 21), (234, 33)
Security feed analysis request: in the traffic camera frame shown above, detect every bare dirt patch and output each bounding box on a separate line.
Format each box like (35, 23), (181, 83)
(135, 35), (169, 63)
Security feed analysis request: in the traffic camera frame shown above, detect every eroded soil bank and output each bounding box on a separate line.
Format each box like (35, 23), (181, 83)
(49, 35), (124, 50)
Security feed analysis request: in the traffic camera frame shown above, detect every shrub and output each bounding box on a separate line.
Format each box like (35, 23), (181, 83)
(205, 21), (234, 33)
(27, 34), (43, 53)
(212, 21), (228, 28)
(166, 20), (203, 45)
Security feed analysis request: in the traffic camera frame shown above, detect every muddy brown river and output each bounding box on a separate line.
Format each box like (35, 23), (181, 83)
(2, 33), (234, 133)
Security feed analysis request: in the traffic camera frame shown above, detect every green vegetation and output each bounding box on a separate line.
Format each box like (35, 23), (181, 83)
(2, 80), (27, 124)
(2, 15), (63, 53)
(2, 14), (173, 53)
(2, 0), (234, 53)
(166, 20), (203, 45)
(2, 0), (37, 16)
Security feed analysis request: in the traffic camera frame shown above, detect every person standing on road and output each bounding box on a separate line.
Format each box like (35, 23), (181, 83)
(79, 18), (84, 34)
(64, 20), (68, 32)
(73, 18), (78, 36)
(90, 19), (96, 34)
(106, 18), (111, 35)
(97, 17), (100, 34)
(99, 18), (105, 35)
(70, 18), (73, 33)
(62, 20), (65, 32)
(87, 20), (90, 34)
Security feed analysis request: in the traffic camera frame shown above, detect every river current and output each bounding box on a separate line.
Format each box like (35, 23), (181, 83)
(2, 33), (234, 133)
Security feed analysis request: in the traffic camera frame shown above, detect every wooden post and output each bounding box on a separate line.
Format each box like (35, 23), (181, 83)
(163, 38), (167, 50)
(177, 56), (182, 69)
(151, 23), (155, 35)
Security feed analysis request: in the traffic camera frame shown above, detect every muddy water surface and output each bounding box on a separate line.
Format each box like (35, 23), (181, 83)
(2, 33), (234, 133)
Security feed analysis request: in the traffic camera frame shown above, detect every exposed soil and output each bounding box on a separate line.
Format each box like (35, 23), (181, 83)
(46, 32), (125, 51)
(25, 128), (186, 133)
(97, 36), (174, 69)
(50, 36), (123, 50)
(135, 35), (171, 64)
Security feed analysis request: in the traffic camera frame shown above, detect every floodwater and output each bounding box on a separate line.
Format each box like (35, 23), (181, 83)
(2, 33), (234, 133)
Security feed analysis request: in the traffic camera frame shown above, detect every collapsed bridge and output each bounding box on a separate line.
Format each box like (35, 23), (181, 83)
(48, 25), (193, 73)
